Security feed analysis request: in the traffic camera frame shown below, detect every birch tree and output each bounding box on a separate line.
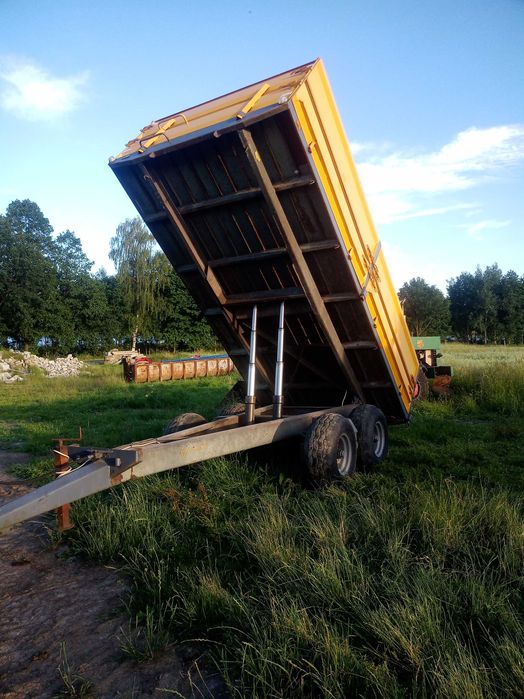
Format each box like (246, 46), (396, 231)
(109, 218), (167, 351)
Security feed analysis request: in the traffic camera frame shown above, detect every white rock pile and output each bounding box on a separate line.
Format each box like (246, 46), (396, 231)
(0, 358), (23, 383)
(104, 349), (145, 365)
(0, 352), (85, 382)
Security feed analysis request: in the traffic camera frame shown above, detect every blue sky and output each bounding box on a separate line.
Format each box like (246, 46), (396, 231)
(1, 0), (523, 291)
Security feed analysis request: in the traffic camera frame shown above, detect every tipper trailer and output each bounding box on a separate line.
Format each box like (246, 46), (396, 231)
(0, 59), (420, 533)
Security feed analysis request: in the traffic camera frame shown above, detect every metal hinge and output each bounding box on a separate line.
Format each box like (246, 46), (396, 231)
(361, 241), (381, 299)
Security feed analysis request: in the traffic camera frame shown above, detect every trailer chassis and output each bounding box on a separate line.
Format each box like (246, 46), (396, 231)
(0, 304), (391, 534)
(0, 403), (359, 534)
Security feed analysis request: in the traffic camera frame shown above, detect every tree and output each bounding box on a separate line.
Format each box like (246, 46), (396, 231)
(109, 218), (168, 350)
(476, 264), (502, 344)
(156, 267), (216, 351)
(448, 265), (514, 343)
(72, 275), (116, 353)
(447, 271), (481, 339)
(43, 231), (96, 352)
(5, 199), (54, 255)
(0, 208), (59, 349)
(52, 230), (94, 280)
(1, 202), (216, 354)
(494, 271), (524, 344)
(398, 277), (450, 336)
(95, 268), (127, 343)
(0, 215), (14, 345)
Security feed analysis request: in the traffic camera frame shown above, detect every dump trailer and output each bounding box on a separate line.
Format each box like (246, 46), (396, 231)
(0, 59), (420, 534)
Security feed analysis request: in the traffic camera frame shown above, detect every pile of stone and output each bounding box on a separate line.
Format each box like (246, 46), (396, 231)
(0, 352), (85, 382)
(104, 349), (145, 365)
(0, 356), (23, 383)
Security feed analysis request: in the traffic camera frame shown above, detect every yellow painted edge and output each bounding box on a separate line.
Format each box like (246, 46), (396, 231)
(291, 60), (418, 413)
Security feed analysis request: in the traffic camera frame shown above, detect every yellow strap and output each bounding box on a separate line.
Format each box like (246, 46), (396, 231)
(236, 83), (270, 119)
(142, 114), (188, 148)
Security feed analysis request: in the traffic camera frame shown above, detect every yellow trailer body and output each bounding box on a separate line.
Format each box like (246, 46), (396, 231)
(110, 59), (419, 422)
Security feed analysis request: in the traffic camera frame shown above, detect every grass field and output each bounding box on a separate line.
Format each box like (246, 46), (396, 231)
(1, 345), (523, 697)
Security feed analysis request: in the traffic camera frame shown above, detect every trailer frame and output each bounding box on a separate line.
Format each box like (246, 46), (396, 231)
(0, 402), (361, 534)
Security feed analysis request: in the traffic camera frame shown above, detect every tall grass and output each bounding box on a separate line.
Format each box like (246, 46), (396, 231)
(2, 344), (524, 697)
(69, 462), (524, 697)
(441, 344), (524, 416)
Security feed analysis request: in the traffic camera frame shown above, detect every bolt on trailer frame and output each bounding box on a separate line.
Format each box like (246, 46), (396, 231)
(0, 59), (421, 534)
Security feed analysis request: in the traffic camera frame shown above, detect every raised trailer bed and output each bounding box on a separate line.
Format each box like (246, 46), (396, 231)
(110, 58), (419, 423)
(0, 59), (420, 534)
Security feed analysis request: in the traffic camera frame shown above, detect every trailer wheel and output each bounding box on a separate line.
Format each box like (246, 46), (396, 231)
(413, 367), (429, 402)
(216, 381), (246, 417)
(302, 413), (357, 484)
(163, 412), (206, 435)
(350, 404), (389, 470)
(216, 402), (245, 417)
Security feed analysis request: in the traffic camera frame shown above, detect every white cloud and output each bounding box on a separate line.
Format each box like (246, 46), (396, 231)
(460, 218), (511, 240)
(353, 125), (524, 224)
(0, 57), (89, 121)
(382, 240), (449, 291)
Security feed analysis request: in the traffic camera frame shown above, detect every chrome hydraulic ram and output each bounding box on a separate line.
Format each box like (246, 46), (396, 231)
(245, 305), (257, 424)
(273, 302), (285, 419)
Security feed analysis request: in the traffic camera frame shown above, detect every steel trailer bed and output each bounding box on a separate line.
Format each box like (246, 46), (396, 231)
(0, 60), (420, 534)
(110, 59), (419, 423)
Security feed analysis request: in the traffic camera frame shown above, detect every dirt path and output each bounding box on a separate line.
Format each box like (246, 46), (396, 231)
(0, 452), (226, 698)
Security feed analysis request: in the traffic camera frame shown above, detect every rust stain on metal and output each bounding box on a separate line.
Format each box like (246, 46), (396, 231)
(52, 429), (83, 531)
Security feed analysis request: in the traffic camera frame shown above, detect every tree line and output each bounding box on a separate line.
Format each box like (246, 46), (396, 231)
(0, 200), (215, 354)
(399, 267), (524, 344)
(1, 199), (522, 354)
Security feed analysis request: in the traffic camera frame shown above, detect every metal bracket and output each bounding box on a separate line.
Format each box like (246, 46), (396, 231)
(67, 446), (142, 475)
(139, 113), (190, 150)
(236, 83), (270, 119)
(361, 241), (381, 299)
(106, 449), (142, 476)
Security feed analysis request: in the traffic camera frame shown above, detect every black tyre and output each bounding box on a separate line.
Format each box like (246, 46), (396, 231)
(350, 404), (389, 470)
(163, 412), (206, 435)
(216, 402), (245, 417)
(302, 413), (358, 484)
(216, 380), (246, 417)
(413, 367), (429, 402)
